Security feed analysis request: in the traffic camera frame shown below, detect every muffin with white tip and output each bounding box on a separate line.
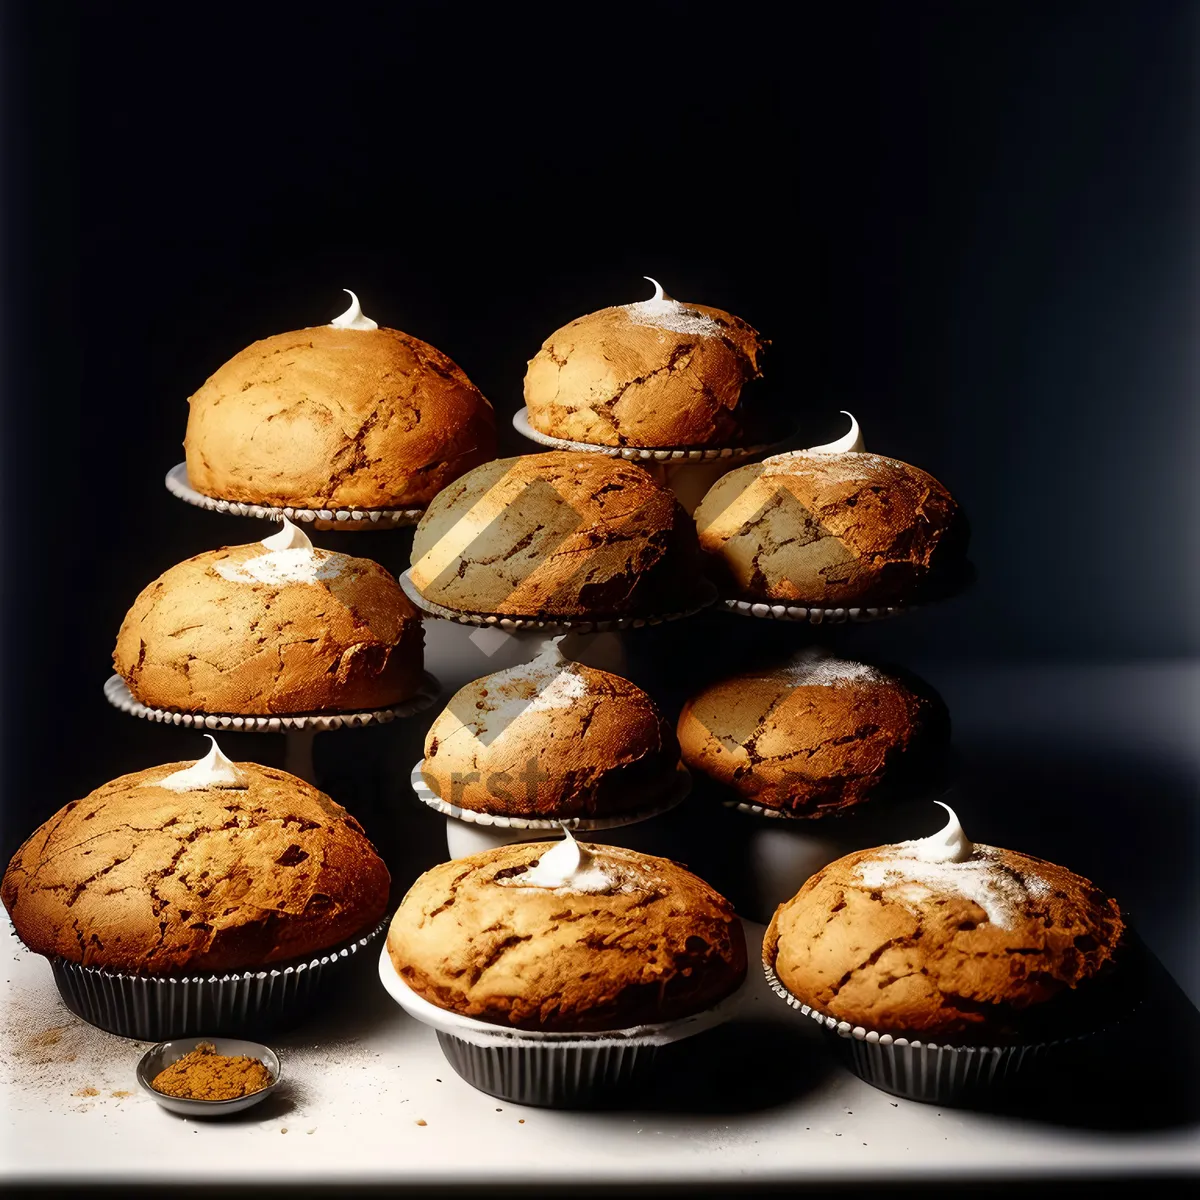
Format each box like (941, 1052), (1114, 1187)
(114, 517), (424, 714)
(184, 290), (496, 511)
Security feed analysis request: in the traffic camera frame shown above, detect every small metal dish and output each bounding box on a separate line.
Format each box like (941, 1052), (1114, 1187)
(136, 1037), (282, 1117)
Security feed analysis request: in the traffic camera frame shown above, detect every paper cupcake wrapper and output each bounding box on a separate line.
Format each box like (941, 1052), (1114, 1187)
(409, 759), (691, 831)
(379, 942), (749, 1107)
(166, 462), (424, 528)
(399, 568), (717, 632)
(762, 957), (1115, 1105)
(511, 408), (792, 463)
(103, 671), (441, 731)
(48, 919), (388, 1042)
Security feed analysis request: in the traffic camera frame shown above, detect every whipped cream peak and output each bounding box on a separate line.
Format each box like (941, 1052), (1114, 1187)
(509, 827), (616, 893)
(622, 276), (718, 338)
(806, 411), (865, 455)
(779, 647), (884, 688)
(261, 515), (313, 552)
(330, 289), (378, 331)
(906, 801), (974, 864)
(155, 736), (249, 792)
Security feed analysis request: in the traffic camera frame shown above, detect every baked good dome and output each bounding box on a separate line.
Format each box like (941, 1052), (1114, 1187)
(421, 639), (681, 819)
(113, 518), (424, 714)
(764, 804), (1126, 1043)
(1, 740), (391, 975)
(523, 279), (768, 448)
(184, 291), (496, 510)
(387, 835), (746, 1031)
(408, 450), (704, 617)
(694, 415), (967, 606)
(677, 651), (949, 817)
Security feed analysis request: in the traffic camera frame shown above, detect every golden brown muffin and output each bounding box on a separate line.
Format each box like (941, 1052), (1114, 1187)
(694, 449), (967, 606)
(764, 808), (1125, 1043)
(184, 309), (496, 510)
(114, 521), (424, 714)
(388, 839), (746, 1031)
(677, 653), (949, 816)
(409, 451), (703, 617)
(1, 746), (391, 975)
(422, 640), (680, 819)
(524, 281), (768, 448)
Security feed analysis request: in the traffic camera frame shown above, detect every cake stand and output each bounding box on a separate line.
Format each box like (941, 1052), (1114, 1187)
(103, 672), (442, 785)
(398, 568), (718, 634)
(165, 463), (424, 531)
(511, 409), (794, 514)
(409, 760), (692, 859)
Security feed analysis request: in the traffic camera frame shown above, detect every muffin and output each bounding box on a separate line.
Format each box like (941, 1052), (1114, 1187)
(421, 639), (681, 820)
(408, 451), (705, 618)
(764, 803), (1126, 1047)
(387, 835), (746, 1032)
(114, 517), (424, 714)
(694, 414), (968, 607)
(677, 650), (949, 817)
(184, 290), (496, 510)
(1, 739), (391, 1037)
(523, 278), (768, 448)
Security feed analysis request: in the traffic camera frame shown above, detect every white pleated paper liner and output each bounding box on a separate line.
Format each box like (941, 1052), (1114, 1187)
(511, 408), (791, 463)
(398, 568), (718, 633)
(763, 956), (1075, 1106)
(103, 671), (442, 731)
(165, 462), (425, 528)
(409, 759), (691, 831)
(378, 942), (750, 1107)
(48, 918), (388, 1043)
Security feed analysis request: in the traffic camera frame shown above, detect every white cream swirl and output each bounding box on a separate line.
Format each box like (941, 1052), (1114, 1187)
(853, 803), (1047, 928)
(154, 736), (249, 792)
(805, 411), (865, 454)
(507, 828), (616, 893)
(330, 289), (378, 331)
(214, 516), (348, 585)
(621, 276), (718, 338)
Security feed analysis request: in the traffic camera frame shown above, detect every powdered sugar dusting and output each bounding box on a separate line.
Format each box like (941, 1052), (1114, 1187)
(213, 548), (350, 586)
(620, 277), (719, 338)
(855, 843), (1050, 929)
(777, 649), (884, 688)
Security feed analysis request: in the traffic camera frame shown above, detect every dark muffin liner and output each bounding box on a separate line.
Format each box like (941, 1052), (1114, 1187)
(380, 944), (748, 1108)
(48, 918), (388, 1042)
(763, 953), (1140, 1106)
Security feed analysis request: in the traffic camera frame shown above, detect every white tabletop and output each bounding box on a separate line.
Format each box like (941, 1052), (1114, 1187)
(2, 913), (1197, 1190)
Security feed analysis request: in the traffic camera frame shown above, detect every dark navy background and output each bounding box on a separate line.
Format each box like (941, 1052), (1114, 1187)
(1, 2), (1196, 866)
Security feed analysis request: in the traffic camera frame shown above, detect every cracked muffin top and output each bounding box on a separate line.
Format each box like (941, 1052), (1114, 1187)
(409, 451), (704, 618)
(694, 441), (968, 607)
(677, 651), (949, 817)
(523, 280), (768, 449)
(113, 518), (424, 715)
(764, 805), (1125, 1043)
(184, 298), (496, 511)
(1, 741), (391, 975)
(421, 639), (681, 819)
(387, 835), (746, 1031)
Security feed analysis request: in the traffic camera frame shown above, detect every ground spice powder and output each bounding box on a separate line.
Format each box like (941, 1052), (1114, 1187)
(150, 1043), (272, 1101)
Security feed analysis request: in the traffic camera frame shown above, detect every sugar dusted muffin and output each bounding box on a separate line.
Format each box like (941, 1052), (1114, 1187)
(422, 639), (681, 819)
(388, 834), (746, 1032)
(764, 804), (1126, 1044)
(114, 517), (424, 714)
(408, 451), (703, 618)
(2, 739), (391, 975)
(694, 414), (968, 607)
(677, 650), (949, 817)
(524, 278), (768, 448)
(184, 291), (496, 510)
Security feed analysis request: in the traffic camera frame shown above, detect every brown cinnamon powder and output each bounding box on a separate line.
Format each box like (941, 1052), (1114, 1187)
(150, 1043), (272, 1101)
